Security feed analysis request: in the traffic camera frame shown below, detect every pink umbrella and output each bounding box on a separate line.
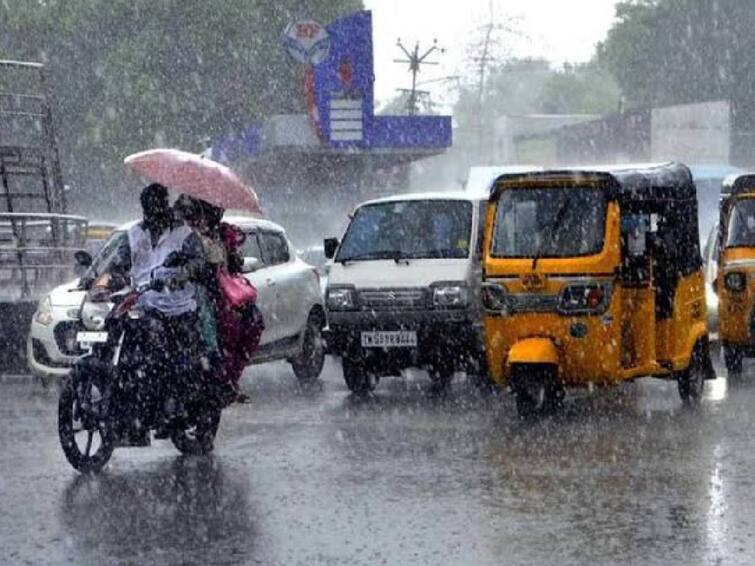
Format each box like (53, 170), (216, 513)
(124, 148), (262, 214)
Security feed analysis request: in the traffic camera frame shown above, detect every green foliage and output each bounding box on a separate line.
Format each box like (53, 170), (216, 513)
(453, 58), (554, 128)
(538, 63), (621, 115)
(453, 57), (620, 126)
(0, 0), (361, 216)
(598, 0), (755, 110)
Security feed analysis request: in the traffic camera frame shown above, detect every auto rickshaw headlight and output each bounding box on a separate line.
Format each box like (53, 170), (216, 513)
(558, 282), (611, 314)
(481, 283), (509, 314)
(725, 272), (747, 293)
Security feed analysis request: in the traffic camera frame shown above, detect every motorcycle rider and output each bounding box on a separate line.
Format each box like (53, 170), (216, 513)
(111, 183), (207, 438)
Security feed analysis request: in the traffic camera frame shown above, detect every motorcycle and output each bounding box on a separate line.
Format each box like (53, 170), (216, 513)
(58, 268), (225, 473)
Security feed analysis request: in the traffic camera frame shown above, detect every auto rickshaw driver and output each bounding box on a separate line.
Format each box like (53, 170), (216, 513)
(715, 174), (755, 377)
(481, 162), (714, 417)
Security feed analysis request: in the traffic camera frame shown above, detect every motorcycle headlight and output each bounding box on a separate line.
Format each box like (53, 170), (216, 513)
(432, 283), (468, 309)
(558, 282), (611, 315)
(327, 287), (356, 310)
(481, 282), (509, 314)
(725, 271), (746, 293)
(34, 296), (53, 326)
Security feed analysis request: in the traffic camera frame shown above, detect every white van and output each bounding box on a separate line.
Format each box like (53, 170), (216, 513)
(323, 192), (489, 393)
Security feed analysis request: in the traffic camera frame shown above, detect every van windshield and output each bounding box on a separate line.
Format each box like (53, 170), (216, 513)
(492, 187), (606, 258)
(337, 200), (473, 262)
(726, 198), (755, 247)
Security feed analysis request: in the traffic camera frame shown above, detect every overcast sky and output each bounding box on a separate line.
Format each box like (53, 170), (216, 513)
(364, 0), (619, 108)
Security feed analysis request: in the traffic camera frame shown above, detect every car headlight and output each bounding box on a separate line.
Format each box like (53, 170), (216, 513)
(432, 283), (468, 309)
(481, 282), (509, 314)
(558, 282), (611, 314)
(327, 287), (356, 310)
(34, 296), (53, 326)
(725, 272), (746, 293)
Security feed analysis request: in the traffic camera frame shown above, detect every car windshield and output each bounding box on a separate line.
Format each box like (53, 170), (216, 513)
(492, 187), (607, 258)
(336, 200), (473, 262)
(82, 229), (127, 280)
(726, 198), (755, 247)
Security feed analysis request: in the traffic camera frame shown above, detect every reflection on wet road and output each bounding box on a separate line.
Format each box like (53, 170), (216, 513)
(2, 357), (755, 565)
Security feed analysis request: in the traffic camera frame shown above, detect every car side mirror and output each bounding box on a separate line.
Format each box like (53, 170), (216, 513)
(324, 237), (339, 259)
(74, 250), (93, 267)
(242, 257), (261, 273)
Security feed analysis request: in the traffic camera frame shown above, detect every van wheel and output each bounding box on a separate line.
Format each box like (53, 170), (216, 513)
(723, 344), (743, 379)
(291, 314), (325, 383)
(510, 364), (563, 418)
(429, 365), (454, 393)
(342, 354), (378, 395)
(678, 343), (707, 404)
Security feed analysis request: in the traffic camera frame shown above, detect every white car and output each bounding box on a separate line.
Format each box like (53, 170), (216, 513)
(703, 222), (720, 338)
(28, 216), (327, 383)
(298, 244), (328, 296)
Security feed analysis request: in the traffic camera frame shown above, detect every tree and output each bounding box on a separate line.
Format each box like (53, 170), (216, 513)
(0, 0), (362, 217)
(598, 0), (755, 163)
(538, 63), (621, 115)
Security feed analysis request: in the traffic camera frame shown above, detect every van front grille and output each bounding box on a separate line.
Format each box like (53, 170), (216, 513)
(359, 288), (427, 311)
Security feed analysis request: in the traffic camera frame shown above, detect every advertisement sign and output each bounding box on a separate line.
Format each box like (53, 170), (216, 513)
(282, 19), (331, 66)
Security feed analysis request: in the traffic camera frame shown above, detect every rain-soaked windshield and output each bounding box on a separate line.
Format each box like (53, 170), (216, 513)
(492, 187), (607, 257)
(82, 230), (127, 281)
(726, 198), (755, 247)
(337, 200), (472, 261)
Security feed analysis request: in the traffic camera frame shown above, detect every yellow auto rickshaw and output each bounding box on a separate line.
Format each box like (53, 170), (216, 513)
(715, 173), (755, 377)
(481, 162), (714, 416)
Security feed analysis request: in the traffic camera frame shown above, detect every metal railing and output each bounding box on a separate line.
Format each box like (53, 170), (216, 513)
(0, 212), (88, 301)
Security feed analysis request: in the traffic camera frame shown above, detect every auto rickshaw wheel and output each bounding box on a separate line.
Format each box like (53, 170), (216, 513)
(510, 364), (563, 418)
(677, 343), (707, 404)
(723, 344), (743, 379)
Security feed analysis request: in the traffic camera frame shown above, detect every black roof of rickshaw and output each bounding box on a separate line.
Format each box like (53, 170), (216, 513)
(721, 172), (755, 197)
(489, 162), (697, 204)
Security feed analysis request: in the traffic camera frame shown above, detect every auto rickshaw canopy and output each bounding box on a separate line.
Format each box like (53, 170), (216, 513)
(487, 161), (702, 279)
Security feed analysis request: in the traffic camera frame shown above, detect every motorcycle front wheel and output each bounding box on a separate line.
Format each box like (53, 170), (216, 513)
(58, 377), (114, 473)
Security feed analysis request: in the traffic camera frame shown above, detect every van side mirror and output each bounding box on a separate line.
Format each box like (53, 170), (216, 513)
(324, 238), (339, 259)
(74, 250), (93, 267)
(242, 257), (261, 273)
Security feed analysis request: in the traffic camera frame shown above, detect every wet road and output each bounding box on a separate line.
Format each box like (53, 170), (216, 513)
(2, 356), (755, 565)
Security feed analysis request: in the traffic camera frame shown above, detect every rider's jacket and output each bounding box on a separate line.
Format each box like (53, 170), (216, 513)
(126, 222), (203, 316)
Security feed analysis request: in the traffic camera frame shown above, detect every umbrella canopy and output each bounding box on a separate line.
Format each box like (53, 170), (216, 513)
(124, 149), (262, 214)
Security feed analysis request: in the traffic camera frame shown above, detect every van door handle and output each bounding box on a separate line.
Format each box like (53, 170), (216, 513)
(266, 278), (276, 287)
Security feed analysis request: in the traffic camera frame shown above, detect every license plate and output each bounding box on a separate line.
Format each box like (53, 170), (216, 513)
(361, 330), (417, 348)
(76, 331), (108, 345)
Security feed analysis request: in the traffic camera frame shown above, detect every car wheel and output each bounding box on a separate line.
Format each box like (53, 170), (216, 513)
(291, 314), (326, 383)
(342, 353), (377, 395)
(678, 343), (707, 404)
(723, 343), (743, 379)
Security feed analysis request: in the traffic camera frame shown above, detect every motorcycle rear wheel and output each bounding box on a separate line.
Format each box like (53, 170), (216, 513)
(58, 378), (114, 473)
(170, 405), (220, 455)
